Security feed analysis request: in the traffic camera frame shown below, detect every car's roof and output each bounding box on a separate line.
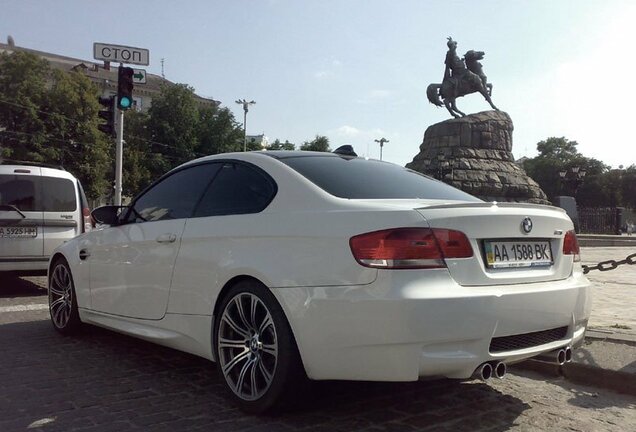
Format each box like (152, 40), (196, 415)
(258, 151), (352, 160)
(180, 150), (363, 169)
(0, 164), (78, 181)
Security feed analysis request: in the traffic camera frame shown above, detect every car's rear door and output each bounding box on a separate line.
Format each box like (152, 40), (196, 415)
(0, 167), (45, 262)
(40, 168), (82, 257)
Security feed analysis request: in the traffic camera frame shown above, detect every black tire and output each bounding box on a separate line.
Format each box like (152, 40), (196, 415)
(48, 258), (82, 334)
(213, 280), (307, 414)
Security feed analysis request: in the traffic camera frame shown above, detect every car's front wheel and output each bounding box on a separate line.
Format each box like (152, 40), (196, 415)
(214, 280), (306, 413)
(49, 258), (82, 334)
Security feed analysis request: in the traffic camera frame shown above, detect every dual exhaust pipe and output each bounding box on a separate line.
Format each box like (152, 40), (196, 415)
(474, 346), (573, 381)
(474, 361), (507, 381)
(535, 346), (573, 365)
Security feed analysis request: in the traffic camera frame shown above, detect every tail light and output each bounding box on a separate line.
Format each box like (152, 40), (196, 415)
(562, 230), (580, 262)
(350, 228), (473, 269)
(82, 207), (92, 233)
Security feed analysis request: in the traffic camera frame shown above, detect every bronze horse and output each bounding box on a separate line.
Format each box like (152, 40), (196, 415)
(427, 50), (498, 118)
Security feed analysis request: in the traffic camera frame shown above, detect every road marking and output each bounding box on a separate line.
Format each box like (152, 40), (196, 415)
(0, 304), (48, 313)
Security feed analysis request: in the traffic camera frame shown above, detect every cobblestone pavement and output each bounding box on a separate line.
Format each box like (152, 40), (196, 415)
(1, 276), (635, 432)
(581, 247), (636, 335)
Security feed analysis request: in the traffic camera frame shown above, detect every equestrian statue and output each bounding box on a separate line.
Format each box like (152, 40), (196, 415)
(427, 37), (499, 118)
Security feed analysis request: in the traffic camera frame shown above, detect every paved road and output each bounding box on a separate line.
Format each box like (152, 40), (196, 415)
(581, 247), (636, 335)
(0, 275), (634, 432)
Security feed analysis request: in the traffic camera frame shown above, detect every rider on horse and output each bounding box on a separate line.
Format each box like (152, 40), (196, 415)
(443, 37), (478, 97)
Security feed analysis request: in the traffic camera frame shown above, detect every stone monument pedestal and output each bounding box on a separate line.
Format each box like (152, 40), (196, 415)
(406, 111), (549, 204)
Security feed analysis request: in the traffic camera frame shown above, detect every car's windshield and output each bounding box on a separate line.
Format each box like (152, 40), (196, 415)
(279, 156), (481, 201)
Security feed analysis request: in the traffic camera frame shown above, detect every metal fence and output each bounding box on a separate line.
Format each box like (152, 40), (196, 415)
(578, 207), (634, 234)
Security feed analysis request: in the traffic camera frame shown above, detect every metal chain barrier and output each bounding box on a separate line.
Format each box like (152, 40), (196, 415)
(582, 252), (636, 274)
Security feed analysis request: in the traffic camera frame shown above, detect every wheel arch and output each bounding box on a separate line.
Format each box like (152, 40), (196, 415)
(48, 252), (68, 277)
(210, 274), (305, 372)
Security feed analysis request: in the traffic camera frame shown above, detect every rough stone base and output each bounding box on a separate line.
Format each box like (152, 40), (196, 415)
(406, 110), (549, 204)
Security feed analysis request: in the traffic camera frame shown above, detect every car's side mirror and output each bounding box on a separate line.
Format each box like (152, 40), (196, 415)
(91, 206), (127, 226)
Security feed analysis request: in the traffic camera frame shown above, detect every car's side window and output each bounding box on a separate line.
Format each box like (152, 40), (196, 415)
(193, 162), (276, 217)
(127, 163), (220, 223)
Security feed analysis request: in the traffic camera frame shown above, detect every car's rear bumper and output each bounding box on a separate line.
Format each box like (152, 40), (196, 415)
(272, 267), (591, 381)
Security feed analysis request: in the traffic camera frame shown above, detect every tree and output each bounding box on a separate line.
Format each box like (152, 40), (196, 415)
(120, 109), (159, 197)
(300, 135), (330, 152)
(147, 84), (200, 177)
(268, 139), (295, 151)
(197, 105), (244, 155)
(0, 51), (50, 162)
(45, 70), (111, 199)
(0, 52), (111, 200)
(523, 137), (609, 203)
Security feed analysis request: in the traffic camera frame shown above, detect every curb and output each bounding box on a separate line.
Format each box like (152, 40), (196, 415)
(514, 356), (636, 397)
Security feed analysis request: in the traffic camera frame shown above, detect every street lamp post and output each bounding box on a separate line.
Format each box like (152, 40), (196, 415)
(558, 166), (586, 196)
(235, 99), (256, 152)
(374, 138), (389, 160)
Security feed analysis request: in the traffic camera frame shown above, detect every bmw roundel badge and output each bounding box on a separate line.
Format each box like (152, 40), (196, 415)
(522, 217), (533, 234)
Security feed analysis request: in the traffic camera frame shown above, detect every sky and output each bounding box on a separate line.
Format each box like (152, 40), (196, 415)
(1, 0), (635, 168)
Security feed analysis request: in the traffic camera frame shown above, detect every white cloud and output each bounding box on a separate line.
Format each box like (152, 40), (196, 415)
(313, 58), (342, 80)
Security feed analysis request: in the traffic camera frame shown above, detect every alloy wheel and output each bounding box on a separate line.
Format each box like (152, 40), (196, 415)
(217, 293), (278, 401)
(49, 263), (73, 328)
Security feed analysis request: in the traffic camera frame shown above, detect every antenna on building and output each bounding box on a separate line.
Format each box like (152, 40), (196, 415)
(161, 58), (165, 79)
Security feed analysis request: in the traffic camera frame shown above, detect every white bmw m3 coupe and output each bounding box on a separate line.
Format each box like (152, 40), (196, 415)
(48, 150), (590, 413)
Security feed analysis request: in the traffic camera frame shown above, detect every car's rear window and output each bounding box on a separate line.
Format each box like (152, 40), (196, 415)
(279, 156), (481, 201)
(0, 175), (77, 211)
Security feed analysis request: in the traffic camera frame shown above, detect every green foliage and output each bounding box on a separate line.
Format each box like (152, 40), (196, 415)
(523, 136), (636, 208)
(0, 52), (111, 199)
(0, 51), (50, 162)
(197, 105), (244, 155)
(300, 135), (330, 152)
(120, 109), (158, 197)
(267, 139), (295, 151)
(147, 84), (200, 176)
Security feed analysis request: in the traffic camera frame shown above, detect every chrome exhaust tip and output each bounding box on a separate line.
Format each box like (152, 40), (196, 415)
(565, 347), (573, 363)
(493, 361), (506, 379)
(473, 362), (493, 380)
(535, 348), (567, 365)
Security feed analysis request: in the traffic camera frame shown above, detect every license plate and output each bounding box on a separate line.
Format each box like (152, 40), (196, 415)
(0, 226), (38, 238)
(484, 240), (552, 268)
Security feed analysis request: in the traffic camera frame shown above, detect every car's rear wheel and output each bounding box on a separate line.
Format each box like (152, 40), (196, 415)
(49, 258), (82, 334)
(214, 280), (306, 413)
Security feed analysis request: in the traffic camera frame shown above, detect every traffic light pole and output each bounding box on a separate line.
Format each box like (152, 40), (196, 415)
(114, 109), (124, 206)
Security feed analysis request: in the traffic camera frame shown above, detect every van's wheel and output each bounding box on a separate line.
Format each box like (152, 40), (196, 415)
(213, 280), (306, 414)
(49, 258), (82, 334)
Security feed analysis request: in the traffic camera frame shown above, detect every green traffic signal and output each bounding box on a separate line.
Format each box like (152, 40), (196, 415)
(117, 67), (134, 110)
(119, 96), (132, 109)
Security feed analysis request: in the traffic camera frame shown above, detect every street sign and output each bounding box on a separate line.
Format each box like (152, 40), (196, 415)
(132, 69), (147, 84)
(93, 42), (149, 66)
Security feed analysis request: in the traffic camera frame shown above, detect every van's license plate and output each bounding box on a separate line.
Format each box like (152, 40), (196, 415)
(0, 226), (38, 238)
(484, 240), (552, 268)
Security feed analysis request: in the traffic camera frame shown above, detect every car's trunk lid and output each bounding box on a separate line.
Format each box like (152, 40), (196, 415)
(415, 202), (575, 286)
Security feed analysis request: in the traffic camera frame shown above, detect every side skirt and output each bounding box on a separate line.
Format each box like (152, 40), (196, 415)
(79, 308), (214, 361)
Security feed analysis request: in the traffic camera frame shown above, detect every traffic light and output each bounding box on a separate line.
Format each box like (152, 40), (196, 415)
(98, 96), (115, 136)
(117, 66), (134, 110)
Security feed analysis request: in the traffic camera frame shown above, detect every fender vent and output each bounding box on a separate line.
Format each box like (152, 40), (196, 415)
(489, 326), (568, 353)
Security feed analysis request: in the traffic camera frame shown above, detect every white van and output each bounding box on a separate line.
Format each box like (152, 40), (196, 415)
(0, 162), (91, 276)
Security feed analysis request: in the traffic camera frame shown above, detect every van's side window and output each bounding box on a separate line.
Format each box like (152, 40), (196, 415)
(42, 177), (76, 211)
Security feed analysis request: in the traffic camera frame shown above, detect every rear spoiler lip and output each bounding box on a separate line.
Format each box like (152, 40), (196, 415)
(416, 202), (565, 213)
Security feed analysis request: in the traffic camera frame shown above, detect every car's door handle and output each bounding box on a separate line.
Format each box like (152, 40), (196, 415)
(156, 233), (177, 243)
(79, 249), (90, 260)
